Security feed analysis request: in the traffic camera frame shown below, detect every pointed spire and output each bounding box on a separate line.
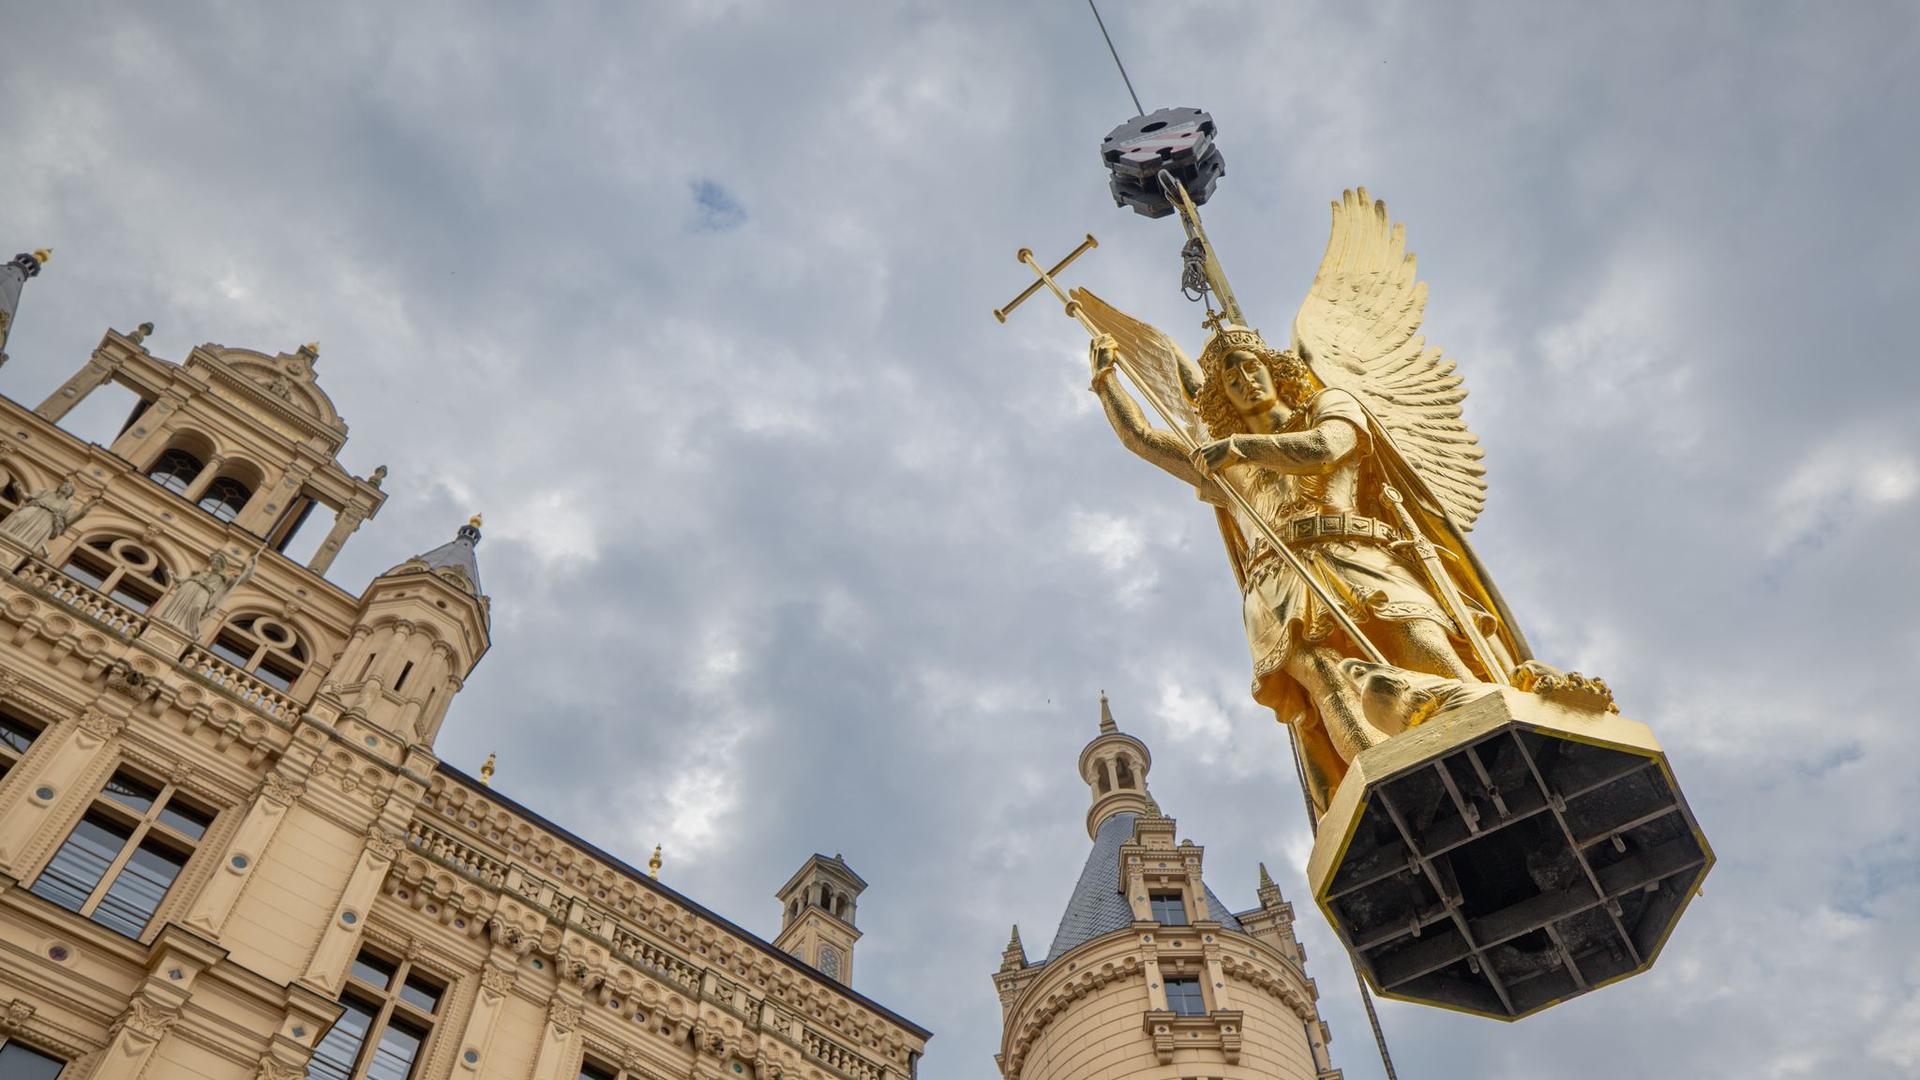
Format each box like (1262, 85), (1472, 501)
(1098, 690), (1117, 733)
(1257, 860), (1287, 909)
(395, 514), (485, 595)
(0, 249), (51, 361)
(1000, 924), (1028, 972)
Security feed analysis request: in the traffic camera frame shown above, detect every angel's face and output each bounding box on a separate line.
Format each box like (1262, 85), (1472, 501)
(1221, 351), (1280, 418)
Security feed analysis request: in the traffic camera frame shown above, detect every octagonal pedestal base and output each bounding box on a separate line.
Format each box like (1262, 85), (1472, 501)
(1306, 687), (1712, 1020)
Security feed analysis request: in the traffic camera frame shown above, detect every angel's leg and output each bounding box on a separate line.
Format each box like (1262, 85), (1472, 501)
(1375, 616), (1477, 682)
(1285, 645), (1392, 763)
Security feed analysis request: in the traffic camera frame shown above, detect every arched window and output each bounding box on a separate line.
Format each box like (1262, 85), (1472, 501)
(0, 472), (22, 521)
(1115, 757), (1135, 789)
(60, 537), (170, 613)
(1098, 763), (1112, 794)
(147, 449), (204, 495)
(196, 476), (251, 523)
(816, 943), (841, 980)
(209, 614), (309, 692)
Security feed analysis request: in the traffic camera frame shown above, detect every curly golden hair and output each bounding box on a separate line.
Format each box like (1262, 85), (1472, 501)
(1194, 326), (1315, 437)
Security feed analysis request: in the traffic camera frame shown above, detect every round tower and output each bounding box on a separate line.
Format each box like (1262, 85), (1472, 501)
(993, 696), (1341, 1080)
(327, 516), (491, 746)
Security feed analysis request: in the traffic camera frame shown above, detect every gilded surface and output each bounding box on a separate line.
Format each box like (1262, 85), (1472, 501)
(1003, 188), (1599, 816)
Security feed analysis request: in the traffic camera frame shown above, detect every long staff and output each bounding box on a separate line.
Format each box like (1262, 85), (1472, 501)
(1010, 246), (1389, 667)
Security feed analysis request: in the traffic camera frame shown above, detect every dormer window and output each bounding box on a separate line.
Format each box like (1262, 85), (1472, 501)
(61, 536), (170, 613)
(147, 448), (203, 495)
(196, 476), (251, 523)
(210, 614), (309, 692)
(1163, 977), (1206, 1016)
(1149, 892), (1189, 926)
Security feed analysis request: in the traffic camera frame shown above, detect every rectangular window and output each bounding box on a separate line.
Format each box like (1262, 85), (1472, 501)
(0, 708), (45, 784)
(1149, 892), (1189, 926)
(579, 1061), (620, 1080)
(307, 948), (442, 1080)
(1164, 977), (1207, 1017)
(28, 768), (214, 938)
(0, 1040), (68, 1078)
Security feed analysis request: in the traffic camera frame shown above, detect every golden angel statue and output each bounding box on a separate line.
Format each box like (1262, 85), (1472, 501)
(1075, 189), (1531, 812)
(999, 182), (1710, 1019)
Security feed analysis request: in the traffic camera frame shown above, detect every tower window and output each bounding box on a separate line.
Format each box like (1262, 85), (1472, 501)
(210, 614), (310, 692)
(307, 947), (442, 1080)
(196, 476), (252, 523)
(816, 943), (842, 980)
(0, 708), (45, 784)
(147, 448), (204, 495)
(1115, 756), (1135, 788)
(1163, 977), (1206, 1017)
(0, 1041), (67, 1079)
(61, 536), (170, 613)
(30, 767), (216, 938)
(1149, 892), (1189, 926)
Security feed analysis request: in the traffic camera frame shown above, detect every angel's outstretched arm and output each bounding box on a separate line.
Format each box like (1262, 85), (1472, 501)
(1091, 337), (1205, 488)
(1196, 420), (1360, 477)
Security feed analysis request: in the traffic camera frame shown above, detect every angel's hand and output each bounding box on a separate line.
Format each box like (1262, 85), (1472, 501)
(1190, 438), (1239, 474)
(1089, 334), (1120, 380)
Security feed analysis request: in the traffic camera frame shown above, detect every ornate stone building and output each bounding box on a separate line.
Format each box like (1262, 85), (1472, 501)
(0, 273), (928, 1080)
(992, 698), (1340, 1080)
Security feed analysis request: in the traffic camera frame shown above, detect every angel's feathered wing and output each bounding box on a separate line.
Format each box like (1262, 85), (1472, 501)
(1294, 189), (1532, 662)
(1292, 188), (1487, 530)
(1071, 288), (1207, 444)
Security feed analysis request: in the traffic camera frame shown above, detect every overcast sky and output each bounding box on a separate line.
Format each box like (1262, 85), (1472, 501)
(7, 2), (1920, 1077)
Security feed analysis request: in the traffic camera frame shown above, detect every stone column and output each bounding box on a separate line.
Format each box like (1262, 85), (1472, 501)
(179, 455), (227, 503)
(449, 960), (517, 1076)
(0, 709), (126, 876)
(181, 771), (305, 936)
(300, 822), (405, 996)
(89, 926), (226, 1080)
(35, 349), (120, 424)
(526, 993), (584, 1080)
(237, 465), (311, 539)
(305, 506), (365, 575)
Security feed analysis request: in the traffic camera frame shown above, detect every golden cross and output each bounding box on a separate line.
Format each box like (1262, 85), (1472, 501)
(993, 234), (1099, 329)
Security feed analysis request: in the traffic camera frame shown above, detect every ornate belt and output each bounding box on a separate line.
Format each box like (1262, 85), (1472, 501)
(1244, 512), (1403, 578)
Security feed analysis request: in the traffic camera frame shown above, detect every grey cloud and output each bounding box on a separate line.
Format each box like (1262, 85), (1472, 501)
(5, 1), (1919, 1076)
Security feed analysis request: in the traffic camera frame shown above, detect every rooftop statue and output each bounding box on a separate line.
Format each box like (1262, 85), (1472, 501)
(0, 479), (101, 556)
(995, 116), (1712, 1019)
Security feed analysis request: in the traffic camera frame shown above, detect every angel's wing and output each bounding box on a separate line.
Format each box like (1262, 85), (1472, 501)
(1292, 188), (1487, 530)
(1071, 287), (1206, 444)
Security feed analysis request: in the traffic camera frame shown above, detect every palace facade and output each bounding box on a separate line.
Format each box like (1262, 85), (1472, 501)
(991, 698), (1340, 1080)
(0, 261), (928, 1080)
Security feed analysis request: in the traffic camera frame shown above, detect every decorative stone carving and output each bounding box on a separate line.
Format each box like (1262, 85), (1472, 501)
(154, 551), (257, 636)
(111, 997), (179, 1042)
(365, 825), (404, 863)
(479, 967), (515, 996)
(255, 1055), (307, 1080)
(260, 772), (306, 806)
(1, 998), (34, 1034)
(77, 708), (127, 740)
(547, 997), (582, 1033)
(0, 481), (101, 555)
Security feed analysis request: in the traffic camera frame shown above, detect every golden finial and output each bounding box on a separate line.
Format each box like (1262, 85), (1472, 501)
(300, 341), (319, 355)
(31, 249), (51, 265)
(468, 513), (484, 530)
(648, 844), (663, 879)
(478, 752), (496, 787)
